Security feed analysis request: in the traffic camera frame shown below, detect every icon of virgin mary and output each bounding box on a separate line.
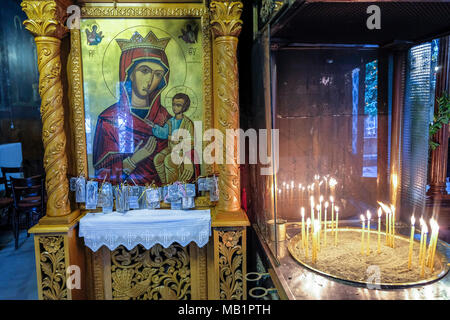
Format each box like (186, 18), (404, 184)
(92, 31), (173, 184)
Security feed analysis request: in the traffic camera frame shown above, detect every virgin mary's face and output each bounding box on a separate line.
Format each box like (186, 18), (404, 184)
(130, 61), (166, 99)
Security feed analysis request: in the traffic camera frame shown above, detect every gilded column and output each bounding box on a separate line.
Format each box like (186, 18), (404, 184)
(210, 1), (243, 213)
(21, 0), (74, 222)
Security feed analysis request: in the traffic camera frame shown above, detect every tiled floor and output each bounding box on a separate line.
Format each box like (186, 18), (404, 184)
(0, 229), (38, 300)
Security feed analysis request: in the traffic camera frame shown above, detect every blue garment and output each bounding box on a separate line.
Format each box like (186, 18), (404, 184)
(152, 118), (182, 139)
(130, 108), (148, 119)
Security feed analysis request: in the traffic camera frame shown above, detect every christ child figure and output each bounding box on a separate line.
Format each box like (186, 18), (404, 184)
(148, 93), (196, 184)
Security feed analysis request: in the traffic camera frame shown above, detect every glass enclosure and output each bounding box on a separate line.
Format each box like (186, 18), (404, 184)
(250, 35), (439, 262)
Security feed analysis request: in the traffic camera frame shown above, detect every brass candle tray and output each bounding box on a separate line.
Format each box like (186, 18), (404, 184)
(287, 227), (449, 289)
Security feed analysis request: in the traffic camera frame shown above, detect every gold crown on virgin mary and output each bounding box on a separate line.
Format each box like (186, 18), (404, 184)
(116, 31), (171, 52)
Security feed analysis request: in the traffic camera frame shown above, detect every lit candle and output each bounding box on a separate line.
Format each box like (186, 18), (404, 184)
(387, 209), (392, 247)
(330, 196), (335, 234)
(306, 218), (311, 259)
(360, 215), (366, 255)
(324, 201), (329, 247)
(420, 224), (428, 278)
(316, 204), (321, 251)
(385, 207), (389, 245)
(408, 215), (415, 270)
(312, 220), (317, 263)
(310, 196), (315, 233)
(335, 206), (339, 246)
(418, 218), (425, 264)
(429, 220), (439, 272)
(390, 205), (396, 248)
(301, 207), (305, 249)
(366, 211), (371, 255)
(377, 208), (382, 254)
(315, 219), (321, 263)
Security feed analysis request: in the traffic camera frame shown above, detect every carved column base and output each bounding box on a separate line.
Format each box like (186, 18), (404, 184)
(39, 209), (80, 225)
(208, 226), (247, 300)
(29, 218), (87, 300)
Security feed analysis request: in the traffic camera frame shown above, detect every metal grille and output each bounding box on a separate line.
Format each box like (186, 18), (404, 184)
(401, 43), (434, 217)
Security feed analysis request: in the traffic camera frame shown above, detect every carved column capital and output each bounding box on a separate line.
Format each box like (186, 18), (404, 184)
(210, 1), (243, 38)
(21, 0), (70, 39)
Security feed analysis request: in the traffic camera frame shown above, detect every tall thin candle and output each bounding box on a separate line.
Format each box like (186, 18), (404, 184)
(301, 207), (305, 249)
(390, 205), (396, 248)
(360, 215), (366, 255)
(366, 211), (371, 255)
(377, 208), (382, 254)
(306, 218), (311, 259)
(408, 215), (415, 270)
(429, 220), (439, 272)
(335, 206), (339, 246)
(418, 218), (425, 264)
(330, 196), (335, 234)
(316, 204), (321, 251)
(420, 224), (428, 278)
(324, 201), (329, 247)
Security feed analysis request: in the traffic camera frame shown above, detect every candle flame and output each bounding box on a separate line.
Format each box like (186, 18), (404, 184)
(378, 208), (382, 218)
(310, 196), (314, 204)
(335, 206), (339, 212)
(330, 195), (334, 202)
(325, 201), (329, 208)
(329, 178), (337, 187)
(423, 224), (428, 234)
(367, 210), (371, 220)
(319, 195), (324, 202)
(377, 201), (391, 214)
(316, 204), (320, 211)
(420, 217), (424, 226)
(360, 214), (365, 221)
(301, 207), (305, 217)
(291, 181), (294, 188)
(286, 184), (290, 190)
(319, 181), (323, 186)
(411, 215), (415, 226)
(306, 218), (311, 226)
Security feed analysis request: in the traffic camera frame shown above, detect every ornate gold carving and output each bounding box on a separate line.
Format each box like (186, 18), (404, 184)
(35, 37), (72, 217)
(92, 248), (105, 300)
(68, 29), (88, 177)
(198, 245), (208, 299)
(81, 6), (206, 18)
(210, 1), (243, 37)
(21, 0), (68, 38)
(22, 1), (71, 218)
(210, 1), (243, 212)
(111, 244), (191, 300)
(38, 236), (68, 300)
(217, 228), (244, 300)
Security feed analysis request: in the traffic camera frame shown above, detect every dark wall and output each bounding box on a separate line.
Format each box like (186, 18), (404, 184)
(0, 0), (43, 176)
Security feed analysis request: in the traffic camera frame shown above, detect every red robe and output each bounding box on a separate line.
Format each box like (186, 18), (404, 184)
(92, 96), (170, 185)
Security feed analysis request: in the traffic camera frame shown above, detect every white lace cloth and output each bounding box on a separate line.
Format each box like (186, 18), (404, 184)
(79, 209), (211, 252)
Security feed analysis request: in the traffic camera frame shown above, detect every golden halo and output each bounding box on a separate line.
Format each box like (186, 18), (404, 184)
(101, 25), (187, 101)
(164, 86), (198, 119)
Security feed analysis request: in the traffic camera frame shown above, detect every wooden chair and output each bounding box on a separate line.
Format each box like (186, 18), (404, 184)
(0, 177), (13, 229)
(10, 175), (45, 249)
(0, 167), (24, 198)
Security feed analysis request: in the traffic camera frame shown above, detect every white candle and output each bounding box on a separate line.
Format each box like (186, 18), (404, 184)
(360, 214), (366, 255)
(306, 218), (311, 259)
(330, 196), (335, 234)
(301, 207), (305, 249)
(324, 201), (329, 247)
(408, 215), (415, 270)
(316, 204), (321, 251)
(377, 208), (382, 254)
(366, 210), (371, 255)
(335, 206), (339, 246)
